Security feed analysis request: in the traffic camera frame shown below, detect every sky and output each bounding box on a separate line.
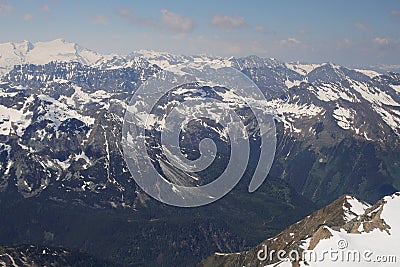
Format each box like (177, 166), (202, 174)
(0, 0), (399, 67)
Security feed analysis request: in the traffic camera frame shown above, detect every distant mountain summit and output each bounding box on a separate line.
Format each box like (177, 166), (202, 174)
(0, 39), (103, 74)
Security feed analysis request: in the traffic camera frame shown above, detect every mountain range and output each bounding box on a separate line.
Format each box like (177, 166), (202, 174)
(0, 39), (399, 266)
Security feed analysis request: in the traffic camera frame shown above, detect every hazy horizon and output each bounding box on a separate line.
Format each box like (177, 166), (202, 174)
(0, 0), (399, 67)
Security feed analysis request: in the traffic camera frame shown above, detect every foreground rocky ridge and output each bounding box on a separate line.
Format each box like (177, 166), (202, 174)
(201, 192), (400, 267)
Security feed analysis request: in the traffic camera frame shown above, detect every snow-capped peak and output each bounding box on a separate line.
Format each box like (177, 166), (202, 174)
(342, 194), (371, 222)
(285, 62), (324, 76)
(203, 193), (400, 267)
(0, 39), (103, 75)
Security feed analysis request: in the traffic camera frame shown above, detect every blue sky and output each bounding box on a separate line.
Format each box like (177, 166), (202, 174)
(0, 0), (399, 67)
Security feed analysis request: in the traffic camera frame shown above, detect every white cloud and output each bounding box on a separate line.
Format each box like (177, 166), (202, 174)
(297, 29), (307, 35)
(116, 8), (157, 27)
(117, 8), (130, 17)
(280, 38), (301, 45)
(211, 14), (247, 31)
(338, 38), (351, 47)
(253, 25), (265, 32)
(373, 37), (390, 45)
(354, 22), (369, 32)
(389, 9), (400, 17)
(160, 9), (193, 33)
(21, 13), (33, 21)
(41, 4), (50, 12)
(116, 8), (193, 33)
(372, 37), (400, 50)
(0, 0), (12, 15)
(91, 15), (108, 25)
